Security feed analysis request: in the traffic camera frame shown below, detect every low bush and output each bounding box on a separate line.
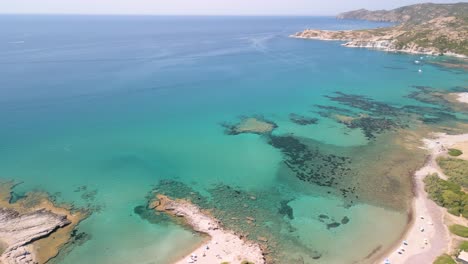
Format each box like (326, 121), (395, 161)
(449, 224), (468, 238)
(424, 174), (468, 217)
(458, 241), (468, 253)
(437, 157), (468, 188)
(448, 148), (463, 157)
(433, 254), (456, 264)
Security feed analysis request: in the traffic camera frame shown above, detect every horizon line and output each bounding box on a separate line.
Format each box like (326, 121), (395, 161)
(0, 12), (338, 17)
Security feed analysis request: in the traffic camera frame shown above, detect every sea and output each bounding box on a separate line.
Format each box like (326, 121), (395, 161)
(0, 15), (466, 264)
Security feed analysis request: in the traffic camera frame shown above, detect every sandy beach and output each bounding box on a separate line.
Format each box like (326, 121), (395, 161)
(151, 195), (265, 264)
(378, 133), (468, 264)
(456, 93), (468, 104)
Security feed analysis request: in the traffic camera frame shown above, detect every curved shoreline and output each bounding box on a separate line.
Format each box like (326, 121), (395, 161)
(377, 133), (468, 264)
(150, 194), (266, 264)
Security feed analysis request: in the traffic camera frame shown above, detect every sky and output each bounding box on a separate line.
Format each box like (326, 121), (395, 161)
(0, 0), (461, 15)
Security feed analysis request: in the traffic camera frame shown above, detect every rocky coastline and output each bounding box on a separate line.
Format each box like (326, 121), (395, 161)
(292, 3), (468, 58)
(0, 181), (88, 264)
(150, 194), (265, 264)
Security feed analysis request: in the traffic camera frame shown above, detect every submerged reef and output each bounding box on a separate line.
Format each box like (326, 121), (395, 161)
(150, 194), (266, 264)
(289, 113), (318, 126)
(0, 181), (89, 264)
(140, 180), (327, 263)
(325, 92), (399, 116)
(222, 116), (278, 135)
(406, 86), (453, 109)
(426, 57), (468, 72)
(315, 87), (468, 139)
(267, 135), (355, 192)
(278, 200), (294, 220)
(317, 92), (405, 139)
(318, 214), (351, 230)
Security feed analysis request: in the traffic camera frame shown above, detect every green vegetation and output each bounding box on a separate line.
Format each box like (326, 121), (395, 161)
(458, 241), (468, 253)
(338, 3), (468, 25)
(424, 174), (468, 217)
(335, 3), (468, 56)
(448, 148), (463, 157)
(449, 224), (468, 238)
(434, 254), (456, 264)
(425, 157), (468, 217)
(437, 157), (468, 188)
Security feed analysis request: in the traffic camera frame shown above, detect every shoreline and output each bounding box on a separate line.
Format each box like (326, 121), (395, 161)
(0, 181), (89, 264)
(290, 35), (467, 59)
(377, 133), (468, 264)
(150, 194), (266, 264)
(456, 93), (468, 104)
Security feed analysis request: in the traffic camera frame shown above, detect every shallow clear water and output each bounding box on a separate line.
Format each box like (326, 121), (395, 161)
(0, 15), (466, 264)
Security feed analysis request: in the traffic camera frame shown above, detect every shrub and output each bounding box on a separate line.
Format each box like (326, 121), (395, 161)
(458, 241), (468, 253)
(434, 254), (456, 264)
(437, 157), (468, 188)
(448, 148), (463, 157)
(449, 224), (468, 238)
(424, 174), (468, 216)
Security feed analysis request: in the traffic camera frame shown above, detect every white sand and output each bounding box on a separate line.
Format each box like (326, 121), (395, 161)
(378, 133), (468, 264)
(456, 93), (468, 104)
(151, 195), (265, 264)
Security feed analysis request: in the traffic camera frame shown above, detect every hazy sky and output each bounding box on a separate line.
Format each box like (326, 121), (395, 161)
(0, 0), (460, 15)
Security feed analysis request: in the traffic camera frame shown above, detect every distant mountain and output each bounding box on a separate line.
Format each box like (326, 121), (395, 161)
(292, 3), (468, 57)
(337, 3), (468, 24)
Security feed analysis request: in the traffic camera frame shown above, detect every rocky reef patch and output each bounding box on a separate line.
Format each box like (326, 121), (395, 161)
(288, 113), (318, 126)
(266, 135), (356, 195)
(221, 116), (277, 135)
(140, 180), (328, 263)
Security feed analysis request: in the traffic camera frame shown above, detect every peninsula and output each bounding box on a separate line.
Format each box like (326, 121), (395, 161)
(292, 3), (468, 57)
(150, 194), (265, 264)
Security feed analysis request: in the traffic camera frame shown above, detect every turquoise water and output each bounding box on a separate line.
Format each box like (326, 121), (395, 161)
(0, 15), (467, 263)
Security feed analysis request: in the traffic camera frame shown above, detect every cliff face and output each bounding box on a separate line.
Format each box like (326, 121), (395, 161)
(292, 3), (468, 57)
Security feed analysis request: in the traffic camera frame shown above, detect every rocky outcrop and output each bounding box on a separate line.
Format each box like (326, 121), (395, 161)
(292, 13), (468, 57)
(151, 195), (266, 264)
(0, 208), (70, 264)
(292, 3), (468, 57)
(0, 181), (89, 264)
(342, 40), (441, 56)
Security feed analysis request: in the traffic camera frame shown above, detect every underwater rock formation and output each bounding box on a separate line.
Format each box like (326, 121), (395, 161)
(289, 113), (319, 126)
(222, 116), (277, 135)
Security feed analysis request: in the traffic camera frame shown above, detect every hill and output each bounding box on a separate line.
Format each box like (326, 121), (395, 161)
(337, 3), (468, 24)
(292, 3), (468, 57)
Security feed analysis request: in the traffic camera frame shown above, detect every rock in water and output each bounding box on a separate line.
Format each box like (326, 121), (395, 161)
(0, 208), (70, 264)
